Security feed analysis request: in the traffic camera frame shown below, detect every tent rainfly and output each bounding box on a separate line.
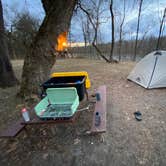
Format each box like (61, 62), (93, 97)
(127, 50), (166, 89)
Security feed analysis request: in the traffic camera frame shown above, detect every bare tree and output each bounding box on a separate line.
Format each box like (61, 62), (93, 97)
(0, 0), (18, 87)
(19, 0), (77, 97)
(156, 8), (166, 50)
(78, 0), (110, 62)
(133, 0), (143, 61)
(81, 19), (87, 47)
(109, 0), (115, 61)
(7, 25), (17, 59)
(79, 15), (90, 47)
(118, 0), (125, 61)
(137, 24), (152, 51)
(13, 13), (39, 45)
(11, 12), (40, 59)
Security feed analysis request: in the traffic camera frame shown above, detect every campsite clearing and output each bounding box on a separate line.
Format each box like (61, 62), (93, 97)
(0, 59), (166, 166)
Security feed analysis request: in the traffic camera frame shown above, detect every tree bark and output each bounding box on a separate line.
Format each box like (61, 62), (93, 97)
(0, 0), (18, 87)
(156, 8), (166, 50)
(81, 18), (87, 47)
(133, 0), (143, 61)
(19, 0), (77, 97)
(8, 25), (17, 59)
(109, 0), (115, 62)
(118, 0), (125, 61)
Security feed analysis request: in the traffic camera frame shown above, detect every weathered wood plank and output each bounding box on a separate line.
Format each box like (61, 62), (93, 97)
(91, 85), (107, 134)
(0, 119), (25, 137)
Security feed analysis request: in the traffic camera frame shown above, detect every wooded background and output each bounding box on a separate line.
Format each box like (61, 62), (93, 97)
(4, 0), (166, 61)
(1, 0), (165, 96)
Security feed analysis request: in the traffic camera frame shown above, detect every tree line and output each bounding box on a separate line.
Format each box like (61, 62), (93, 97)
(5, 8), (166, 61)
(4, 0), (166, 61)
(69, 36), (166, 61)
(71, 0), (165, 62)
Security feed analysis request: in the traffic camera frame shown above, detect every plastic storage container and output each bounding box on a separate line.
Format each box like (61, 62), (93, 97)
(51, 71), (91, 89)
(35, 87), (79, 119)
(41, 76), (86, 101)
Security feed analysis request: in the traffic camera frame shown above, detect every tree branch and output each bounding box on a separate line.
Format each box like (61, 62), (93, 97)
(78, 0), (110, 62)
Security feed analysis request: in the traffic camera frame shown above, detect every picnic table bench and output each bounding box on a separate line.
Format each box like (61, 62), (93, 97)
(90, 85), (107, 134)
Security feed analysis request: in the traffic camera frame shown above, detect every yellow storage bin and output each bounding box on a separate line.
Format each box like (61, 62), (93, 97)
(51, 71), (91, 89)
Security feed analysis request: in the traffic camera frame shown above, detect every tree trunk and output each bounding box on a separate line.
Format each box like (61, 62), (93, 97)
(133, 0), (143, 61)
(81, 19), (87, 47)
(0, 0), (18, 87)
(19, 0), (77, 97)
(8, 25), (17, 59)
(109, 0), (115, 62)
(156, 8), (166, 50)
(118, 0), (125, 62)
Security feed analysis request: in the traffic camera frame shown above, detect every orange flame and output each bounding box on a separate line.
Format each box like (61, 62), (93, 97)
(56, 32), (68, 51)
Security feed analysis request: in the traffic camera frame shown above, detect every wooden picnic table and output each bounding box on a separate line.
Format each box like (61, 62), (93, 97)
(0, 85), (107, 138)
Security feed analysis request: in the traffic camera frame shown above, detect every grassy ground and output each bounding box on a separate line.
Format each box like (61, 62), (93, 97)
(0, 59), (166, 166)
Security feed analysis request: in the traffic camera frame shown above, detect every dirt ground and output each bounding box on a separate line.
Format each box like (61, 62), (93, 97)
(0, 59), (166, 166)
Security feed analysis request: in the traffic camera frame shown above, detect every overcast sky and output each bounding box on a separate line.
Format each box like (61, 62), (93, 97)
(2, 0), (166, 43)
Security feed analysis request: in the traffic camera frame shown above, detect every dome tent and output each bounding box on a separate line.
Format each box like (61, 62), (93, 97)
(127, 50), (166, 89)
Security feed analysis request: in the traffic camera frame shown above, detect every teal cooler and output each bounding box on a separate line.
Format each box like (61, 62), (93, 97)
(35, 87), (79, 120)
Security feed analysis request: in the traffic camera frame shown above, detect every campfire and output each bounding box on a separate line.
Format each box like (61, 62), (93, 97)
(56, 32), (68, 52)
(55, 31), (73, 58)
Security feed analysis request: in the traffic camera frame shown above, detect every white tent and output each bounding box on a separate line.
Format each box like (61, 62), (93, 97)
(127, 50), (166, 89)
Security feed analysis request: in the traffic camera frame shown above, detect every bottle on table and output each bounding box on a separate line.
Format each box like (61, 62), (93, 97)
(21, 108), (30, 122)
(95, 112), (101, 126)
